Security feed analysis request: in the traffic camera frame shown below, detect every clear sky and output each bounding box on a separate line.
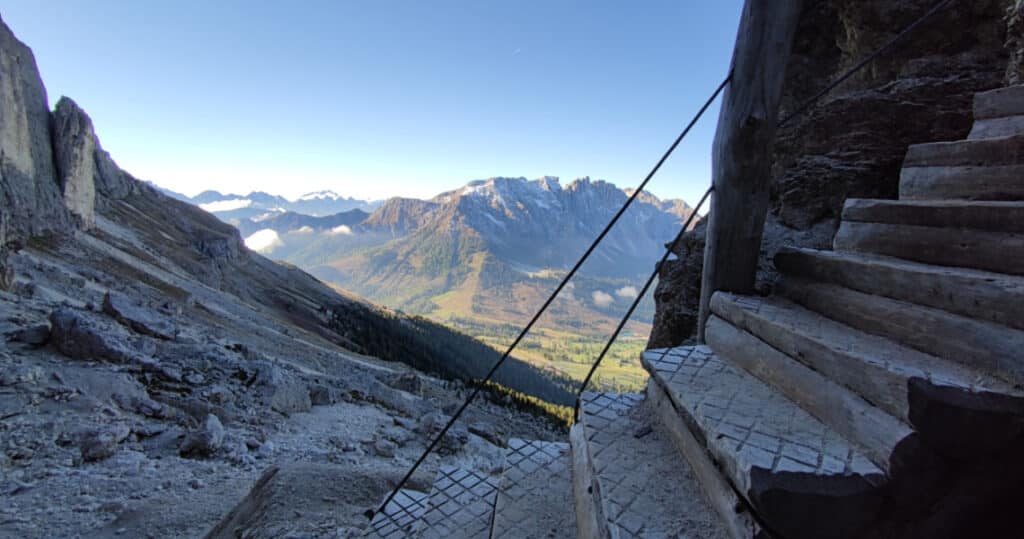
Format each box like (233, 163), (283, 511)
(2, 1), (743, 204)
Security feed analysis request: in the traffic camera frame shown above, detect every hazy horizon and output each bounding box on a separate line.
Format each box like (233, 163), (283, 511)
(158, 173), (695, 205)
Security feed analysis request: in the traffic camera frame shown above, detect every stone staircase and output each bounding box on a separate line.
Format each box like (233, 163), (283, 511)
(365, 84), (1024, 538)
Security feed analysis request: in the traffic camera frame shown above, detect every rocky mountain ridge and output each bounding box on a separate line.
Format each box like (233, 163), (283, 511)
(206, 175), (693, 281)
(212, 174), (694, 348)
(160, 187), (382, 223)
(422, 176), (693, 278)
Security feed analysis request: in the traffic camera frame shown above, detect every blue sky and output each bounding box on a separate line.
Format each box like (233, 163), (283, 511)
(3, 1), (742, 204)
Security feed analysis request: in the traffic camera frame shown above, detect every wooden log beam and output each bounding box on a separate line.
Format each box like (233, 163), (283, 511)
(697, 0), (803, 342)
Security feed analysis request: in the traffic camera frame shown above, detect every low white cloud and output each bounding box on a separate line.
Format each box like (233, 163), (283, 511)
(616, 286), (639, 299)
(292, 225), (315, 234)
(592, 290), (614, 307)
(244, 229), (283, 254)
(327, 224), (353, 236)
(199, 198), (252, 212)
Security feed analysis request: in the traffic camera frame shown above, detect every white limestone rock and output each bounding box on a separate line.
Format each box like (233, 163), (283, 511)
(50, 97), (96, 228)
(0, 15), (68, 238)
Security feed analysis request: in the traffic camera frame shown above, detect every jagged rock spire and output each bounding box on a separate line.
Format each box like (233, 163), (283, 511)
(51, 96), (97, 229)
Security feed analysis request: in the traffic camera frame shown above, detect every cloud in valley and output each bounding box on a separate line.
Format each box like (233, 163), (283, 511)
(327, 224), (353, 236)
(592, 290), (614, 307)
(293, 225), (315, 234)
(199, 198), (252, 213)
(244, 229), (283, 254)
(616, 286), (639, 299)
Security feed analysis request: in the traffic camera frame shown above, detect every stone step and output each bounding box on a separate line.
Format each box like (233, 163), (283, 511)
(710, 292), (1024, 459)
(572, 392), (732, 539)
(834, 201), (1024, 275)
(491, 439), (577, 539)
(642, 346), (887, 539)
(416, 466), (500, 539)
(900, 134), (1024, 200)
(364, 489), (429, 538)
(774, 246), (1024, 331)
(775, 277), (1024, 389)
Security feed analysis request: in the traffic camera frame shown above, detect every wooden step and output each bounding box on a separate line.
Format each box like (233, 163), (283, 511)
(775, 278), (1024, 389)
(974, 85), (1024, 121)
(841, 199), (1024, 232)
(572, 392), (731, 539)
(969, 116), (1024, 140)
(702, 309), (907, 470)
(834, 200), (1024, 275)
(710, 292), (1024, 456)
(416, 466), (499, 539)
(710, 292), (954, 424)
(970, 86), (1024, 139)
(901, 164), (1024, 200)
(775, 247), (1024, 331)
(642, 346), (886, 539)
(903, 133), (1024, 168)
(834, 220), (1024, 275)
(900, 164), (1024, 201)
(900, 134), (1024, 200)
(644, 381), (764, 539)
(491, 439), (576, 539)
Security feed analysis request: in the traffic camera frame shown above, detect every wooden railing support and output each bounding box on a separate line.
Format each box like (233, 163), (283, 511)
(697, 0), (804, 343)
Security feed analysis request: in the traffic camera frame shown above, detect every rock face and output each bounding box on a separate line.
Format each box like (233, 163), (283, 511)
(50, 97), (97, 228)
(772, 0), (1011, 229)
(647, 222), (706, 348)
(1008, 2), (1024, 84)
(0, 211), (11, 290)
(650, 0), (1019, 346)
(0, 16), (68, 241)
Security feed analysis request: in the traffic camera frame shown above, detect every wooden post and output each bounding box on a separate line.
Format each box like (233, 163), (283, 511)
(697, 0), (804, 343)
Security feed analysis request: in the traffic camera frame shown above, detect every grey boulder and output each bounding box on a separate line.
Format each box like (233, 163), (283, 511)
(102, 292), (176, 340)
(179, 414), (225, 458)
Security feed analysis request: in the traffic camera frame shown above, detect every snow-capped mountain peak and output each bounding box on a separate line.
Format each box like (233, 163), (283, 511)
(296, 190), (343, 202)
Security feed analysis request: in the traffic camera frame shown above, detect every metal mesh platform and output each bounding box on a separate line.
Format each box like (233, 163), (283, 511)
(491, 438), (576, 538)
(418, 466), (500, 539)
(364, 489), (429, 538)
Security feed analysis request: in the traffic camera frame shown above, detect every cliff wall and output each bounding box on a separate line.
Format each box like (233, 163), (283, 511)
(650, 0), (1020, 347)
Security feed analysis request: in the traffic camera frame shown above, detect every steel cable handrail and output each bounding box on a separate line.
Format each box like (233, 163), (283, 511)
(373, 0), (961, 526)
(374, 75), (732, 517)
(572, 185), (712, 415)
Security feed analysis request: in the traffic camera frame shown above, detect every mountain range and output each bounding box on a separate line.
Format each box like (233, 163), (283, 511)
(158, 187), (382, 222)
(193, 176), (694, 345)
